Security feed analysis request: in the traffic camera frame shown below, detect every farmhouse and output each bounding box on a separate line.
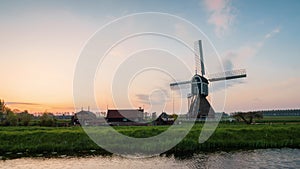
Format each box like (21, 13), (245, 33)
(106, 108), (145, 126)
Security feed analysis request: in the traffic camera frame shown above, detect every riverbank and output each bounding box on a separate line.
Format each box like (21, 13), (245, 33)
(0, 123), (299, 159)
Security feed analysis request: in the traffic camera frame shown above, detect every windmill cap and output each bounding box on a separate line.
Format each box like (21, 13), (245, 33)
(192, 74), (209, 83)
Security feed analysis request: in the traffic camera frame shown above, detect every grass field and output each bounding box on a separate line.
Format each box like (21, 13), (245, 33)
(255, 116), (300, 123)
(0, 123), (299, 159)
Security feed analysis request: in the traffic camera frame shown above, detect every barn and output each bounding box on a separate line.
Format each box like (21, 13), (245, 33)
(106, 108), (145, 126)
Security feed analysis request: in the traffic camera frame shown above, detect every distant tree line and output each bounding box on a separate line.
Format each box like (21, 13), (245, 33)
(255, 109), (300, 116)
(233, 109), (300, 116)
(232, 109), (300, 124)
(0, 99), (62, 127)
(0, 99), (33, 126)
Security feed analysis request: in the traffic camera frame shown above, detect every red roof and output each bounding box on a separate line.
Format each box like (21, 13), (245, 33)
(107, 109), (143, 119)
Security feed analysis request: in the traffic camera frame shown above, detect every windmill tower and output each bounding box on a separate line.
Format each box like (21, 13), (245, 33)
(170, 40), (247, 119)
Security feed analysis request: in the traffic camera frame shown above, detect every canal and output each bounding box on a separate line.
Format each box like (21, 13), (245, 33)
(1, 148), (299, 169)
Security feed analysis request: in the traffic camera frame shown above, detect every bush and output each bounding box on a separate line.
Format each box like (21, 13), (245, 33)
(4, 112), (17, 126)
(40, 113), (55, 127)
(17, 110), (33, 126)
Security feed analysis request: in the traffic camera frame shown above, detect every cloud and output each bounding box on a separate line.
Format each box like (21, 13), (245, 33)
(135, 88), (170, 106)
(203, 0), (236, 37)
(265, 27), (281, 39)
(6, 102), (42, 106)
(212, 27), (281, 90)
(5, 102), (75, 113)
(222, 45), (258, 70)
(222, 57), (234, 70)
(136, 94), (150, 105)
(222, 27), (281, 71)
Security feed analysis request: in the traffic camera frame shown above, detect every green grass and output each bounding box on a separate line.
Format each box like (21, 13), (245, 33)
(256, 116), (300, 123)
(0, 124), (299, 158)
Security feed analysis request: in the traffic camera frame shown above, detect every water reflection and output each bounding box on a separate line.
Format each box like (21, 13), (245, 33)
(187, 149), (300, 169)
(1, 149), (299, 169)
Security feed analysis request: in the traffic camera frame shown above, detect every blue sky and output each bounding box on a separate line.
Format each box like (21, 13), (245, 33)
(0, 0), (299, 113)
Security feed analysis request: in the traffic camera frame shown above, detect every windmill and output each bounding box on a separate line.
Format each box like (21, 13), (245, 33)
(170, 40), (247, 119)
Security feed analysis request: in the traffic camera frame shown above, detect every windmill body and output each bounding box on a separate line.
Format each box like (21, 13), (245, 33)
(188, 74), (213, 119)
(170, 40), (247, 119)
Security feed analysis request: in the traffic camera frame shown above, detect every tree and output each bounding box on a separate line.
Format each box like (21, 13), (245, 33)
(0, 99), (6, 123)
(170, 114), (178, 121)
(0, 99), (5, 112)
(71, 114), (80, 125)
(40, 112), (55, 126)
(17, 110), (33, 126)
(4, 109), (17, 126)
(0, 100), (18, 126)
(0, 100), (33, 126)
(232, 112), (263, 124)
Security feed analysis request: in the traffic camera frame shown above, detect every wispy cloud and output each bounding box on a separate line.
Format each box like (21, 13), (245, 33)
(6, 102), (42, 106)
(223, 27), (281, 71)
(214, 27), (281, 90)
(203, 0), (236, 37)
(136, 94), (150, 105)
(135, 88), (170, 106)
(5, 102), (75, 112)
(222, 45), (258, 70)
(265, 27), (281, 39)
(258, 27), (281, 47)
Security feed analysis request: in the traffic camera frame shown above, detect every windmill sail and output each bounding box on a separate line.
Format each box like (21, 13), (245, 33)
(194, 40), (205, 76)
(170, 80), (191, 87)
(208, 69), (247, 82)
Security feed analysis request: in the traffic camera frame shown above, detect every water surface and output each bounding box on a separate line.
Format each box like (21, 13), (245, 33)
(1, 148), (299, 169)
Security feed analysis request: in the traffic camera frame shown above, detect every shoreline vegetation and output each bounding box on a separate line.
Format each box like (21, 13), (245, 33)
(0, 122), (299, 159)
(1, 99), (300, 159)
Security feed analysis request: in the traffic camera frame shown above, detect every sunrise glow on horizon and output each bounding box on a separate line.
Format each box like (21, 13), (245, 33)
(1, 0), (300, 114)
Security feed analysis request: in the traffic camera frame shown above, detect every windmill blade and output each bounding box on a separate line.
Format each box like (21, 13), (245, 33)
(208, 69), (247, 82)
(170, 80), (191, 87)
(194, 40), (205, 76)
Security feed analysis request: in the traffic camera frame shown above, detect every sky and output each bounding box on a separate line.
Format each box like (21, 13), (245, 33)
(0, 0), (300, 114)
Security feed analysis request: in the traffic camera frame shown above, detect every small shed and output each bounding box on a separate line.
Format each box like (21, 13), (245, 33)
(74, 110), (105, 126)
(154, 112), (175, 125)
